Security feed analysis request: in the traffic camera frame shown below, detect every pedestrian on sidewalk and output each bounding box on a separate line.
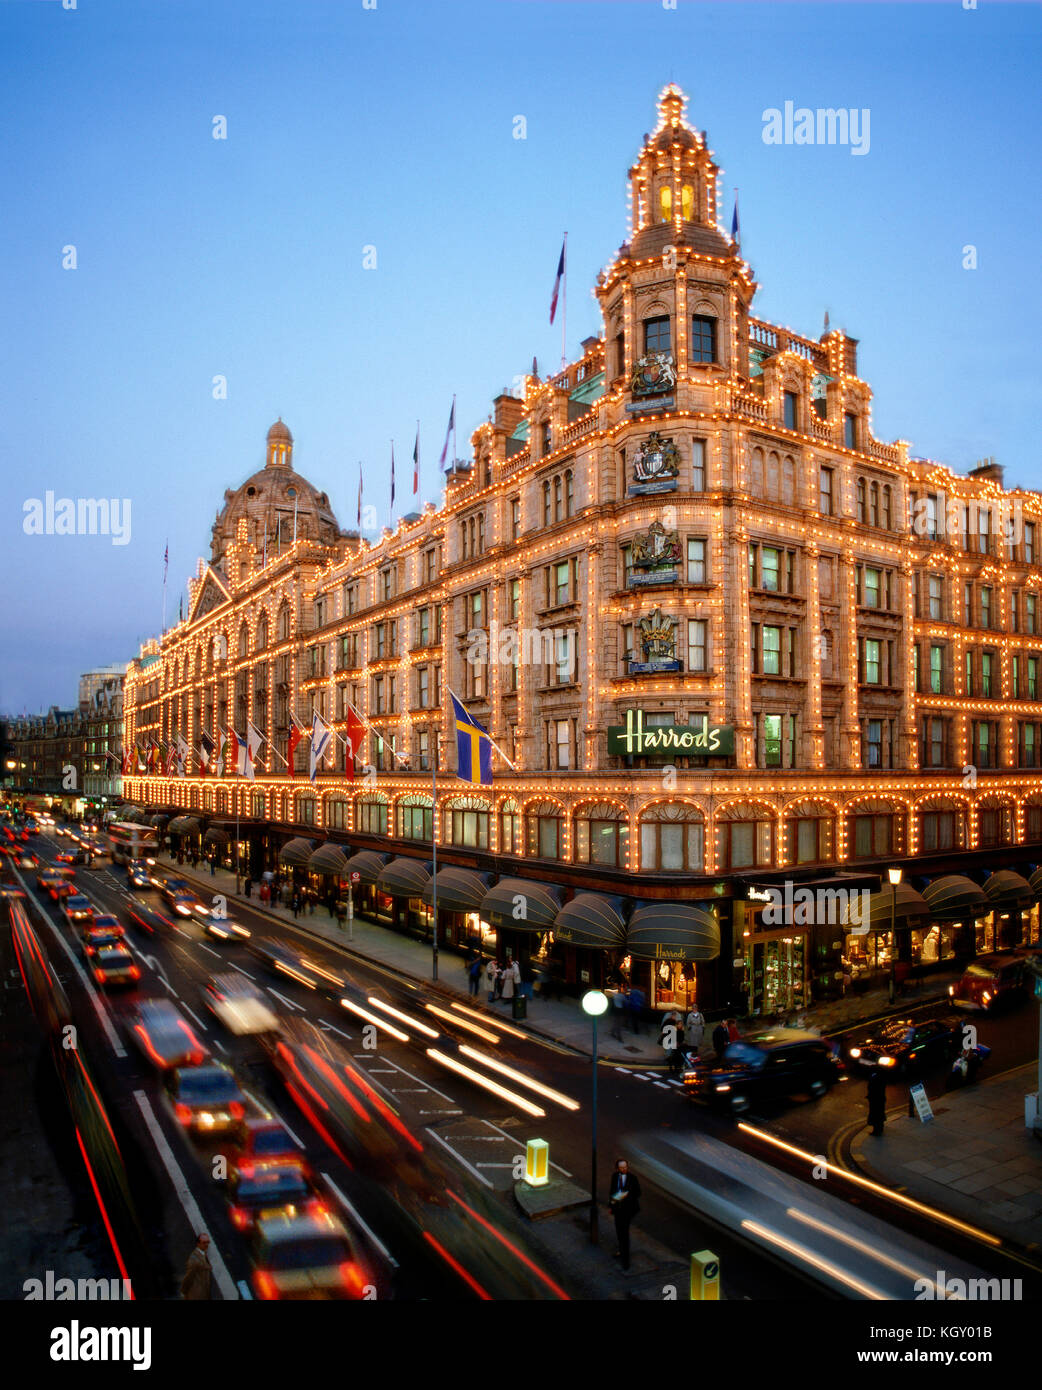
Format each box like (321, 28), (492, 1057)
(210, 856), (216, 877)
(260, 881), (269, 905)
(467, 955), (483, 997)
(867, 1067), (887, 1136)
(610, 987), (628, 1041)
(244, 877), (252, 899)
(712, 1020), (729, 1060)
(292, 891), (301, 919)
(191, 850), (198, 869)
(608, 1159), (642, 1272)
(684, 1004), (705, 1055)
(327, 893), (336, 919)
(659, 1009), (685, 1073)
(627, 984), (645, 1033)
(485, 959), (500, 1002)
(500, 957), (519, 1003)
(307, 889), (315, 915)
(179, 1233), (212, 1300)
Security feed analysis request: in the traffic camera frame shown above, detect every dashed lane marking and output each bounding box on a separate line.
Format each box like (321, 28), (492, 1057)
(267, 986), (306, 1012)
(180, 1003), (208, 1031)
(424, 1127), (495, 1189)
(231, 963), (257, 981)
(473, 1116), (573, 1177)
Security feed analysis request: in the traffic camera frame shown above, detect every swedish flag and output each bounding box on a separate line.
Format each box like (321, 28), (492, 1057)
(451, 692), (492, 786)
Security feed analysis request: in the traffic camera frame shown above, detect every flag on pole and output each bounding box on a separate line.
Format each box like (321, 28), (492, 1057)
(215, 728), (227, 777)
(412, 423), (420, 490)
(449, 692), (493, 787)
(731, 189), (740, 247)
(390, 441), (395, 510)
(199, 732), (214, 775)
(357, 462), (363, 529)
(163, 543), (168, 582)
(549, 239), (565, 324)
(166, 745), (177, 777)
(343, 705), (367, 781)
(439, 401), (455, 472)
(309, 712), (332, 783)
(288, 720), (303, 779)
(176, 735), (190, 778)
(245, 722), (264, 781)
(230, 729), (247, 777)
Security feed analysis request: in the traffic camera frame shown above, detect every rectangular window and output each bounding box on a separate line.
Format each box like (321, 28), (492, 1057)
(418, 667), (429, 708)
(844, 413), (857, 449)
(644, 316), (670, 354)
(1013, 654), (1021, 698)
(1026, 522), (1036, 564)
(930, 644), (944, 695)
(762, 626), (781, 675)
(862, 639), (881, 685)
(418, 608), (430, 646)
(964, 581), (973, 623)
(783, 391), (798, 430)
(510, 497), (521, 539)
(928, 575), (943, 620)
(863, 567), (881, 609)
(691, 439), (706, 491)
(1029, 595), (1038, 635)
(980, 587), (992, 629)
(687, 538), (707, 584)
(687, 619), (707, 672)
(819, 467), (833, 515)
(509, 578), (521, 622)
(1030, 657), (1039, 700)
(761, 546), (780, 592)
(982, 652), (993, 697)
(763, 714), (782, 767)
(1022, 724), (1037, 768)
(690, 316), (715, 364)
(965, 650), (974, 697)
(425, 548), (437, 583)
(866, 720), (883, 768)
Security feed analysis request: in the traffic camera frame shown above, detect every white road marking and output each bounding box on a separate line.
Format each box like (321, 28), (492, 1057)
(320, 1171), (398, 1268)
(319, 1021), (353, 1041)
(475, 1117), (573, 1177)
(236, 1279), (253, 1300)
(423, 1127), (494, 1188)
(180, 1003), (208, 1030)
(212, 1037), (228, 1054)
(231, 963), (257, 981)
(132, 1090), (237, 1300)
(653, 1081), (671, 1090)
(420, 1109), (463, 1115)
(198, 942), (222, 960)
(267, 987), (305, 1012)
(376, 1058), (460, 1105)
(475, 1162), (515, 1169)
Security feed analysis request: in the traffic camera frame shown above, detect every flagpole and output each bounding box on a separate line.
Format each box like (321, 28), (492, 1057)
(449, 407), (455, 471)
(431, 735), (438, 982)
(162, 540), (168, 635)
(390, 439), (395, 526)
(560, 231), (568, 372)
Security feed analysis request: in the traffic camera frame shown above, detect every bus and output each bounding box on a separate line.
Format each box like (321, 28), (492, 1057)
(107, 822), (159, 867)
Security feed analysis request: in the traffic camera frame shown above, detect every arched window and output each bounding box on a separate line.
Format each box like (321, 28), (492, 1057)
(681, 183), (694, 221)
(977, 797), (1013, 848)
(446, 795), (491, 849)
(238, 622), (249, 659)
(748, 447), (765, 496)
(542, 481), (551, 528)
(640, 803), (704, 871)
(857, 477), (866, 524)
(658, 184), (672, 222)
(917, 797), (967, 852)
(525, 800), (564, 860)
(716, 803), (774, 870)
(499, 798), (521, 855)
(256, 613), (268, 650)
(326, 799), (349, 831)
(553, 476), (562, 522)
(277, 603), (290, 642)
(869, 482), (880, 527)
(356, 795), (388, 837)
(575, 803), (629, 868)
(882, 485), (892, 531)
(564, 469), (574, 518)
(784, 801), (836, 865)
(396, 794), (433, 842)
(845, 798), (907, 858)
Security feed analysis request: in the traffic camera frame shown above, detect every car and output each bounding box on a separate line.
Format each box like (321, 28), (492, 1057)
(37, 866), (64, 890)
(0, 884), (26, 902)
(249, 1206), (368, 1300)
(165, 1062), (248, 1136)
(16, 852), (40, 869)
(62, 893), (95, 925)
(90, 943), (141, 988)
(55, 850), (78, 864)
(196, 907), (252, 942)
(846, 1015), (963, 1074)
(129, 998), (208, 1070)
(127, 860), (152, 888)
(160, 877), (192, 905)
(83, 927), (128, 956)
(223, 1116), (302, 1171)
(949, 952), (1042, 1013)
(124, 901), (175, 935)
(682, 1028), (842, 1115)
(226, 1161), (317, 1234)
(82, 914), (126, 947)
(168, 888), (205, 918)
(247, 938), (346, 995)
(203, 974), (280, 1036)
(148, 867), (168, 890)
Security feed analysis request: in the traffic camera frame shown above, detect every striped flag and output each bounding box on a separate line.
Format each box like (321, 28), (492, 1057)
(438, 401), (455, 472)
(731, 189), (740, 247)
(549, 239), (565, 324)
(309, 712), (332, 783)
(450, 691), (492, 787)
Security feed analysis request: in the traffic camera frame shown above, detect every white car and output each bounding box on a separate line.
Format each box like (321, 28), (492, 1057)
(203, 974), (279, 1036)
(195, 907), (252, 942)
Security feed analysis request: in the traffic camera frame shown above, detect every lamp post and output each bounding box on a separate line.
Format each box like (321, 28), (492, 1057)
(582, 989), (608, 1245)
(887, 866), (902, 1005)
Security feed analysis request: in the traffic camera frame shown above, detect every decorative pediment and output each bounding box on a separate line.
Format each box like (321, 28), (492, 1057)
(187, 565), (232, 625)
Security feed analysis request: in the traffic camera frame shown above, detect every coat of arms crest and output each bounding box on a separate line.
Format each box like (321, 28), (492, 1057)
(632, 432), (680, 484)
(637, 607), (677, 662)
(631, 520), (682, 569)
(630, 351), (677, 396)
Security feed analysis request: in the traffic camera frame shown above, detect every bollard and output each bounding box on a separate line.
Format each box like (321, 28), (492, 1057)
(690, 1249), (720, 1300)
(525, 1138), (549, 1187)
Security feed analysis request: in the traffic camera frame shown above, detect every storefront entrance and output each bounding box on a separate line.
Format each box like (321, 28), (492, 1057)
(748, 933), (807, 1016)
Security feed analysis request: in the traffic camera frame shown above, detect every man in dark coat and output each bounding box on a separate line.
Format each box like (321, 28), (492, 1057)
(608, 1158), (642, 1271)
(867, 1067), (887, 1135)
(712, 1020), (729, 1060)
(180, 1233), (212, 1300)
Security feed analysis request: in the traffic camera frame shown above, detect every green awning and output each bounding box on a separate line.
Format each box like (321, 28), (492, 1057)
(203, 827), (230, 845)
(478, 877), (563, 934)
(840, 882), (930, 929)
(923, 875), (989, 921)
(553, 893), (627, 950)
(1029, 868), (1042, 897)
(420, 867), (494, 914)
(149, 813), (169, 828)
(278, 837), (316, 867)
(983, 869), (1034, 909)
(377, 857), (433, 898)
(308, 843), (350, 876)
(625, 903), (720, 962)
(168, 816), (201, 836)
(344, 851), (390, 886)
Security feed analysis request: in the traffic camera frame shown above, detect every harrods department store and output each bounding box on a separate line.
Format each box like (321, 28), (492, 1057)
(124, 87), (1042, 1017)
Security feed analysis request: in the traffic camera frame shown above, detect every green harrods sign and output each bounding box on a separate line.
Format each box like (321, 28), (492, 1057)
(608, 709), (735, 757)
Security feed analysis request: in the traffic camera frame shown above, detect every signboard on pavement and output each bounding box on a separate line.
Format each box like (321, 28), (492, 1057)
(909, 1081), (934, 1124)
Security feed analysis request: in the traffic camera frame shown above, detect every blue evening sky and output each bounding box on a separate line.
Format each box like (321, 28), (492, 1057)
(1, 0), (1039, 712)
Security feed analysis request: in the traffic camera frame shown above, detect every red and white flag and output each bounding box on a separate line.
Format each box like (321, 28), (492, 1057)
(549, 238), (565, 324)
(343, 705), (367, 781)
(245, 722), (264, 781)
(287, 720), (303, 779)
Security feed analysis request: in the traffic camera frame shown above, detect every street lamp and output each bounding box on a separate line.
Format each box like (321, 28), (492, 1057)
(581, 989), (608, 1245)
(887, 866), (902, 1005)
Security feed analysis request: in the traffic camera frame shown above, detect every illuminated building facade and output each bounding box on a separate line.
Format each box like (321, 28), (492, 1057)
(124, 87), (1042, 1016)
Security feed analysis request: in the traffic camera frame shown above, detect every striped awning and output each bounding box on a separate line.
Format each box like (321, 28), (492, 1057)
(278, 837), (316, 867)
(983, 869), (1034, 909)
(420, 867), (494, 914)
(344, 851), (390, 886)
(377, 857), (433, 898)
(923, 875), (989, 921)
(308, 843), (350, 876)
(478, 877), (563, 934)
(625, 903), (720, 962)
(167, 815), (201, 835)
(840, 882), (931, 929)
(552, 893), (627, 950)
(203, 826), (231, 845)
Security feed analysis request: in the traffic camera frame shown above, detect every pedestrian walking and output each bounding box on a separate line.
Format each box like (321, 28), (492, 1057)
(179, 1233), (212, 1300)
(500, 957), (520, 1002)
(726, 1017), (740, 1043)
(467, 955), (483, 997)
(684, 1004), (705, 1054)
(328, 893), (336, 919)
(307, 889), (315, 915)
(627, 984), (645, 1034)
(712, 1020), (729, 1060)
(610, 986), (628, 1041)
(608, 1159), (642, 1272)
(292, 891), (300, 919)
(485, 959), (500, 1003)
(867, 1067), (887, 1135)
(210, 856), (216, 877)
(659, 1008), (685, 1072)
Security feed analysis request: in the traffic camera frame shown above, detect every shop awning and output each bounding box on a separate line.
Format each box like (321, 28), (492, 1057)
(552, 893), (627, 950)
(420, 867), (494, 914)
(344, 851), (390, 885)
(983, 869), (1034, 909)
(148, 813), (169, 828)
(279, 837), (317, 867)
(308, 843), (350, 876)
(922, 875), (989, 921)
(478, 877), (563, 934)
(377, 857), (433, 898)
(1030, 868), (1042, 898)
(840, 882), (931, 929)
(203, 827), (230, 846)
(168, 815), (201, 835)
(625, 903), (720, 962)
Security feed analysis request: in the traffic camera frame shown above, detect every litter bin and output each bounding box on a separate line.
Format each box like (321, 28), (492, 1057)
(512, 994), (527, 1021)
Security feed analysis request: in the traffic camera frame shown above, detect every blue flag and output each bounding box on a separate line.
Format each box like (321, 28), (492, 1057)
(450, 692), (492, 786)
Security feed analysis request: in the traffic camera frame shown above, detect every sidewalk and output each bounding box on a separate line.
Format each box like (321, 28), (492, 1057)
(850, 1062), (1042, 1251)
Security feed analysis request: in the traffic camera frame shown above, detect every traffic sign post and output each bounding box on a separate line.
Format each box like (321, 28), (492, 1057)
(690, 1249), (720, 1300)
(347, 872), (359, 942)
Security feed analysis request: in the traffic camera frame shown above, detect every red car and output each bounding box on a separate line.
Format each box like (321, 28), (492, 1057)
(949, 951), (1041, 1012)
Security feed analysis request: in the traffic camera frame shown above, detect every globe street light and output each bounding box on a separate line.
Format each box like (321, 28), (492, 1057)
(582, 988), (609, 1245)
(887, 866), (902, 1005)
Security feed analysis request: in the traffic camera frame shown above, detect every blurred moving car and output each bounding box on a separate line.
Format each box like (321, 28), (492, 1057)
(91, 943), (141, 988)
(127, 860), (152, 889)
(125, 902), (176, 935)
(168, 888), (206, 918)
(949, 952), (1042, 1012)
(83, 926), (127, 957)
(81, 912), (124, 943)
(165, 1062), (247, 1135)
(224, 1116), (302, 1172)
(682, 1028), (841, 1115)
(249, 1206), (368, 1300)
(846, 1015), (963, 1073)
(55, 850), (78, 865)
(130, 998), (208, 1070)
(203, 974), (280, 1036)
(159, 877), (192, 905)
(227, 1162), (317, 1234)
(62, 893), (95, 926)
(195, 906), (252, 942)
(247, 938), (346, 994)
